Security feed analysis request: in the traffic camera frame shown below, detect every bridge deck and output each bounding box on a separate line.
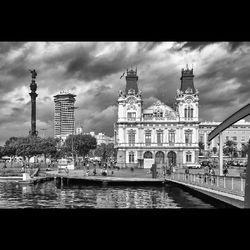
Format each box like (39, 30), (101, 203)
(165, 173), (244, 208)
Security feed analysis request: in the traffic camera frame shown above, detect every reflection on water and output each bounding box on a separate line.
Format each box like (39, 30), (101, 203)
(0, 181), (215, 208)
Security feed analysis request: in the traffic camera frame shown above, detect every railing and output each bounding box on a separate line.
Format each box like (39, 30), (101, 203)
(166, 172), (245, 197)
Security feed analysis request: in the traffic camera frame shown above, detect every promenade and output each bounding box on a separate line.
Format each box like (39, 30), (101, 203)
(46, 167), (246, 208)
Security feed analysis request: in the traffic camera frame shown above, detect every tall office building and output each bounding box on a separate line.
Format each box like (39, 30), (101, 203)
(54, 91), (76, 140)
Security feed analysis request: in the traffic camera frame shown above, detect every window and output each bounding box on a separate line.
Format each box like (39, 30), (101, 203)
(190, 108), (193, 118)
(232, 136), (237, 141)
(185, 107), (194, 119)
(184, 108), (187, 118)
(127, 112), (136, 121)
(185, 130), (192, 144)
(157, 130), (163, 145)
(226, 136), (229, 141)
(186, 154), (192, 162)
(199, 134), (204, 143)
(169, 131), (175, 144)
(129, 151), (134, 163)
(185, 133), (192, 144)
(145, 131), (151, 146)
(128, 130), (136, 146)
(155, 111), (163, 117)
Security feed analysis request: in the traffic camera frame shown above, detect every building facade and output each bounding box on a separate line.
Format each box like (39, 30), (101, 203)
(114, 66), (200, 168)
(89, 132), (113, 145)
(54, 91), (76, 140)
(199, 119), (250, 154)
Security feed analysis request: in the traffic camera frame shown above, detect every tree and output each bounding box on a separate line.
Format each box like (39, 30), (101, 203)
(38, 137), (59, 165)
(223, 140), (237, 160)
(94, 143), (116, 162)
(65, 134), (97, 159)
(3, 137), (19, 166)
(15, 136), (42, 163)
(241, 143), (249, 157)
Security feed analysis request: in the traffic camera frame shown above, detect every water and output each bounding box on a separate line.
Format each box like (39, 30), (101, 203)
(0, 180), (216, 208)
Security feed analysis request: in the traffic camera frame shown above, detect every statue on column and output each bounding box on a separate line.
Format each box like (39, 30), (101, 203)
(29, 69), (37, 79)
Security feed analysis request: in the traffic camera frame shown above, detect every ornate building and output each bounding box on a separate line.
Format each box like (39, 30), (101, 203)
(114, 66), (200, 168)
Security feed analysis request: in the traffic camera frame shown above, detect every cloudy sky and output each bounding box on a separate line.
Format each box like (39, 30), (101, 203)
(0, 41), (249, 145)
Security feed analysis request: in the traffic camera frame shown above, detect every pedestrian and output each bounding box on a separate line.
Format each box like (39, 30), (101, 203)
(3, 161), (7, 169)
(223, 167), (228, 176)
(65, 167), (69, 174)
(185, 168), (189, 180)
(210, 168), (216, 184)
(93, 167), (97, 176)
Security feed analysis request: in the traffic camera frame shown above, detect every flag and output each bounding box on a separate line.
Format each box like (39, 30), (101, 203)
(120, 72), (125, 79)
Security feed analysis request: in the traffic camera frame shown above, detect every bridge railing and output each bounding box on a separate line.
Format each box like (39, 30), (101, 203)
(166, 172), (245, 197)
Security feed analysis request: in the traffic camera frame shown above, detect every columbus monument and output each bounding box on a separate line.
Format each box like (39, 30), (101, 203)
(29, 69), (38, 136)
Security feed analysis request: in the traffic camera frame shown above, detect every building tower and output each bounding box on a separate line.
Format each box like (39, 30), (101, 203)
(175, 65), (200, 164)
(29, 69), (38, 136)
(54, 91), (76, 140)
(115, 67), (143, 167)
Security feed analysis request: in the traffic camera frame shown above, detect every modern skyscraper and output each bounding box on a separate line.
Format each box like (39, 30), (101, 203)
(54, 91), (76, 140)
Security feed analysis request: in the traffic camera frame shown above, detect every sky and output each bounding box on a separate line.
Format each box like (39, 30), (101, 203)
(0, 41), (249, 145)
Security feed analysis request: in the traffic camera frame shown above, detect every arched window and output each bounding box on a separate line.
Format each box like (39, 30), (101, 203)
(129, 151), (135, 163)
(143, 151), (153, 158)
(190, 108), (193, 118)
(186, 152), (192, 162)
(184, 108), (188, 118)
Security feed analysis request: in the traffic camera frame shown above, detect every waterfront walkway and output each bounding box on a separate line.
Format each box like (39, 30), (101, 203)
(48, 169), (246, 208)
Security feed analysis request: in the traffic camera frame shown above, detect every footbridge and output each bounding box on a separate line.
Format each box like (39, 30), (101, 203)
(165, 172), (244, 208)
(207, 103), (250, 208)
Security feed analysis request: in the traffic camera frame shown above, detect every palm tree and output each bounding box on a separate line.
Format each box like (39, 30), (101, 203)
(224, 140), (237, 161)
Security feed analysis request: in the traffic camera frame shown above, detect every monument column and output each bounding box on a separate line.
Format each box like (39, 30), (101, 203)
(29, 69), (38, 136)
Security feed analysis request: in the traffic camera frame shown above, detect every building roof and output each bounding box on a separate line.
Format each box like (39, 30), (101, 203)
(180, 65), (196, 94)
(124, 68), (139, 95)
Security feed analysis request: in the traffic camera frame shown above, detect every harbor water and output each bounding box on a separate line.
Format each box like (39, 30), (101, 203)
(0, 180), (220, 208)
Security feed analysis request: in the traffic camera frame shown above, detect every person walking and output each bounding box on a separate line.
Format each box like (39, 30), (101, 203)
(185, 167), (189, 180)
(223, 167), (228, 176)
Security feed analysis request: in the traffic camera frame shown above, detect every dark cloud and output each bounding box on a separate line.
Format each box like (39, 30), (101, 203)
(1, 42), (250, 144)
(228, 42), (244, 52)
(0, 42), (27, 54)
(16, 97), (25, 102)
(7, 65), (28, 78)
(182, 42), (216, 51)
(65, 46), (130, 81)
(12, 107), (23, 112)
(137, 42), (162, 52)
(174, 42), (244, 52)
